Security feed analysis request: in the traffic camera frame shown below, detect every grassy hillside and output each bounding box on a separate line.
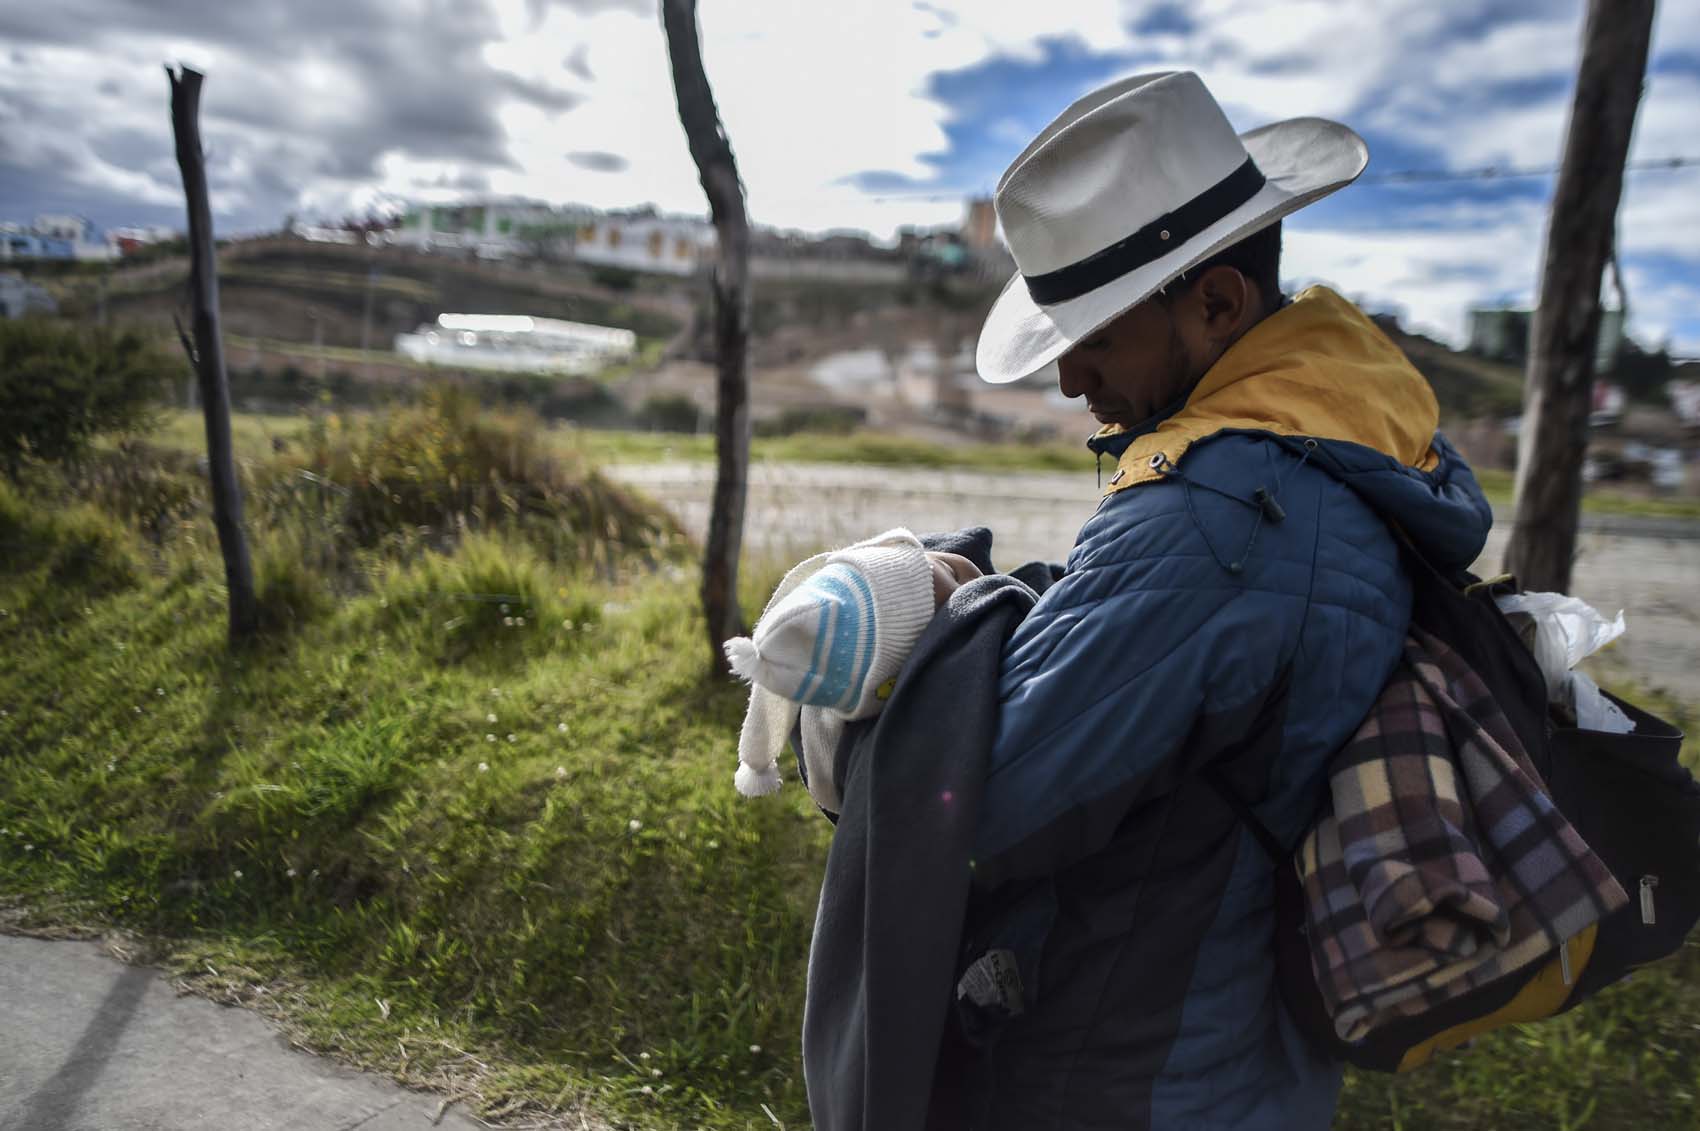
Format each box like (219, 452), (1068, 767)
(1380, 320), (1528, 420)
(1, 398), (827, 1128)
(32, 242), (1554, 438)
(5, 403), (1697, 1129)
(0, 510), (824, 1128)
(45, 240), (687, 358)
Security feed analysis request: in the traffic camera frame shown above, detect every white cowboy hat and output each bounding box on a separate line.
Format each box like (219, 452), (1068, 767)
(975, 70), (1368, 384)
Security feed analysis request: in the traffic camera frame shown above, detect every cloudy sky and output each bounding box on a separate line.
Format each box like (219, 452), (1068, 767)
(3, 0), (1698, 351)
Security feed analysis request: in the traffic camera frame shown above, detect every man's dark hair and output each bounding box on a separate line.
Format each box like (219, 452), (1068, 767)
(1160, 220), (1283, 313)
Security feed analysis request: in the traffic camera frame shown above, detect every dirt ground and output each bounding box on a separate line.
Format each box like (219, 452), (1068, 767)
(611, 461), (1700, 708)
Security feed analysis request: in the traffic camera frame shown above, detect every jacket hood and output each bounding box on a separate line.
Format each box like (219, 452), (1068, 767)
(1298, 429), (1494, 573)
(1088, 285), (1492, 571)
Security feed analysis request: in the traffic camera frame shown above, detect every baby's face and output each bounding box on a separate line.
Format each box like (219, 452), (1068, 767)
(927, 552), (982, 607)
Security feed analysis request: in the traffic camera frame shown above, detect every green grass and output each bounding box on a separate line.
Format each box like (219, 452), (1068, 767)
(135, 409), (1103, 474)
(136, 409), (313, 457)
(568, 425), (1100, 472)
(221, 265), (439, 303)
(0, 476), (824, 1129)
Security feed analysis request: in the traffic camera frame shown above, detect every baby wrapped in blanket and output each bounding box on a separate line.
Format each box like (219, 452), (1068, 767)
(724, 529), (976, 813)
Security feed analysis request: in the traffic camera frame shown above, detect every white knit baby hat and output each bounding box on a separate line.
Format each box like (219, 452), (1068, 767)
(725, 529), (936, 803)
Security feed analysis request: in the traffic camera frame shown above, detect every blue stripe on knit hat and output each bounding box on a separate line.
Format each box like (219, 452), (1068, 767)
(801, 565), (877, 711)
(792, 598), (834, 705)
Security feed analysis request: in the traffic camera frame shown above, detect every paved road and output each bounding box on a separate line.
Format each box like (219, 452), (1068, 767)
(612, 461), (1700, 706)
(0, 934), (483, 1131)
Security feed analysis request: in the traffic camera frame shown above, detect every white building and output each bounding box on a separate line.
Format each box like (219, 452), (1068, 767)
(386, 201), (572, 260)
(394, 313), (636, 376)
(289, 222), (362, 246)
(107, 225), (178, 255)
(386, 199), (714, 274)
(1670, 380), (1700, 429)
(0, 215), (119, 262)
(570, 210), (714, 276)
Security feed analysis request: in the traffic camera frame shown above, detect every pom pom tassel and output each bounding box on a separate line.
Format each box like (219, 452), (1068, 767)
(733, 685), (795, 799)
(736, 759), (783, 798)
(724, 636), (761, 683)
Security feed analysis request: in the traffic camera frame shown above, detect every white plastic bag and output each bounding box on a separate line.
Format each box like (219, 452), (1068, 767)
(1567, 670), (1635, 735)
(1494, 591), (1633, 734)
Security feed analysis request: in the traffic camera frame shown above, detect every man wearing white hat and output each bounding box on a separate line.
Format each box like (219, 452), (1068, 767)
(954, 72), (1495, 1128)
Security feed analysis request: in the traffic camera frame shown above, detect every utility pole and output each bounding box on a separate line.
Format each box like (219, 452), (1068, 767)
(167, 64), (259, 642)
(661, 0), (752, 674)
(309, 311), (326, 382)
(360, 254), (376, 381)
(1503, 0), (1656, 593)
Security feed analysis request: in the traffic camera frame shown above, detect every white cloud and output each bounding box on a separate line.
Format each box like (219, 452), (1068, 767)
(1620, 264), (1700, 351)
(462, 0), (1140, 232)
(1621, 164), (1700, 261)
(1284, 196), (1548, 345)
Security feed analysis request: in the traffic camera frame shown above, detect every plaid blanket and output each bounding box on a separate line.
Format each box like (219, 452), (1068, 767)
(1298, 625), (1627, 1042)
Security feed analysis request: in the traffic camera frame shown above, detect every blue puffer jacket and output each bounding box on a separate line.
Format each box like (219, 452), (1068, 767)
(962, 289), (1495, 1130)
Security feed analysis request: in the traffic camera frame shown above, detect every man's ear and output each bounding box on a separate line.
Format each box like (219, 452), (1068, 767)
(1194, 265), (1256, 340)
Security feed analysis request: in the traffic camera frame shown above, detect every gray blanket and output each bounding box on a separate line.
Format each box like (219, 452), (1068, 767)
(802, 528), (1042, 1131)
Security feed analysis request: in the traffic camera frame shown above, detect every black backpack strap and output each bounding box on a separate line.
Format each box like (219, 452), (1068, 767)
(1203, 764), (1290, 862)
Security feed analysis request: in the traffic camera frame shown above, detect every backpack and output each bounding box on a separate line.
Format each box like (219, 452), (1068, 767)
(1210, 536), (1699, 1073)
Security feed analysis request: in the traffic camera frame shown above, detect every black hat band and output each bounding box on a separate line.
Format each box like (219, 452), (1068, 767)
(1021, 157), (1267, 306)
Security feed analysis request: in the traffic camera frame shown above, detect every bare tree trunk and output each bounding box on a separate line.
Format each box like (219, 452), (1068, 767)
(1503, 0), (1655, 593)
(661, 0), (750, 673)
(167, 65), (258, 642)
(360, 258), (376, 381)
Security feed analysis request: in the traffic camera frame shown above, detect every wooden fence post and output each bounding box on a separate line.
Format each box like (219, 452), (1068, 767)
(1503, 0), (1656, 592)
(660, 0), (751, 672)
(167, 65), (259, 641)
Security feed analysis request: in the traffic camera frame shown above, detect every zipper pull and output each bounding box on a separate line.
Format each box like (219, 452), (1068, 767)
(1640, 875), (1659, 926)
(1558, 939), (1573, 986)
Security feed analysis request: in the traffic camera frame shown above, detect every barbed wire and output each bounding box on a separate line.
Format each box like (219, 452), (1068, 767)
(1363, 154), (1700, 184)
(857, 155), (1700, 203)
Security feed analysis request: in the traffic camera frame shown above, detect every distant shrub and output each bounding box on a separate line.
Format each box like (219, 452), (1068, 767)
(754, 405), (866, 437)
(372, 532), (605, 661)
(0, 477), (142, 612)
(635, 393), (701, 433)
(289, 385), (682, 568)
(51, 442), (206, 539)
(0, 319), (178, 473)
(588, 265), (639, 292)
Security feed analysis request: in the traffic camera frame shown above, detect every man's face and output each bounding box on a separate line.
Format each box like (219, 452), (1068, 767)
(1055, 298), (1201, 429)
(1054, 267), (1258, 429)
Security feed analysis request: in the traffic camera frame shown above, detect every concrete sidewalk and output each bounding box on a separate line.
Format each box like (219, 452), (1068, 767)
(0, 933), (484, 1130)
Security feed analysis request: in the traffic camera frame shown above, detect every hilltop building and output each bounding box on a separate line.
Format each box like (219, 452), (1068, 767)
(107, 226), (177, 254)
(962, 197), (998, 250)
(569, 209), (715, 276)
(381, 194), (1008, 283)
(385, 200), (714, 274)
(1468, 305), (1624, 372)
(0, 215), (120, 263)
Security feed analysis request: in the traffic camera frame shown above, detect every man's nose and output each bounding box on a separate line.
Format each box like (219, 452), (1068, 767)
(1056, 355), (1095, 400)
